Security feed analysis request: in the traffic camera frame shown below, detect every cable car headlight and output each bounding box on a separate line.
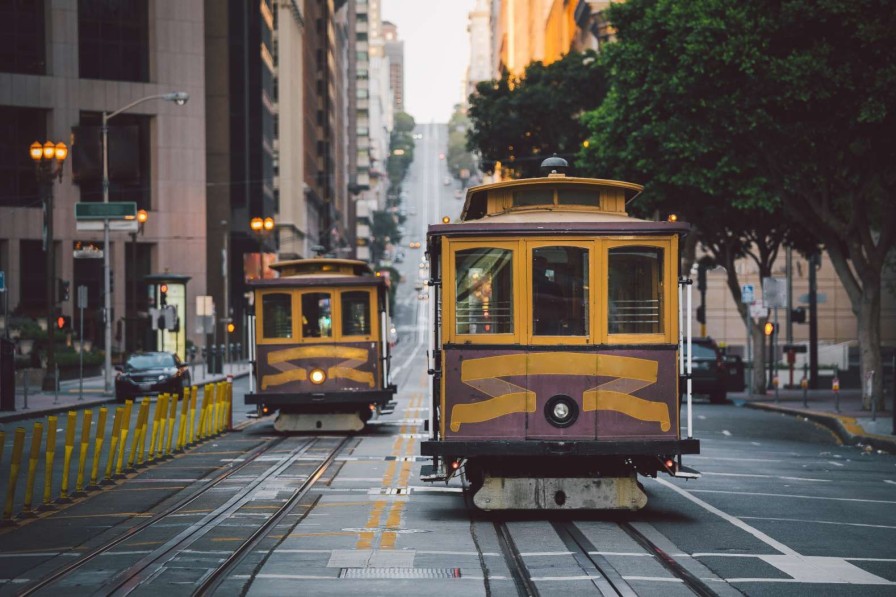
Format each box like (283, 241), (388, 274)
(544, 395), (578, 428)
(309, 368), (327, 385)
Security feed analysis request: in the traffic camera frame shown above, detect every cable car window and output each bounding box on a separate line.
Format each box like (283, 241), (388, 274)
(556, 188), (599, 207)
(532, 246), (588, 336)
(608, 247), (663, 334)
(262, 293), (292, 339)
(341, 291), (370, 336)
(302, 292), (332, 338)
(513, 188), (553, 207)
(456, 248), (514, 334)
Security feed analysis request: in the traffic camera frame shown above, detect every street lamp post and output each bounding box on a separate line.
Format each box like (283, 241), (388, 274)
(101, 91), (188, 392)
(249, 216), (276, 278)
(30, 140), (68, 391)
(128, 209), (148, 352)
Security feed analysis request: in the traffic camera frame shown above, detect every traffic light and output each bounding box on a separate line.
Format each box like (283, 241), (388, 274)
(159, 283), (168, 306)
(227, 322), (236, 334)
(56, 315), (71, 331)
(696, 305), (705, 324)
(791, 307), (806, 323)
(57, 279), (70, 303)
(763, 321), (776, 336)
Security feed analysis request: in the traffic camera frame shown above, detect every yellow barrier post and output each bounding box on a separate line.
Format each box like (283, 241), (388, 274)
(137, 398), (150, 466)
(20, 422), (44, 517)
(155, 394), (169, 459)
(73, 410), (93, 496)
(58, 411), (78, 501)
(177, 388), (190, 452)
(88, 407), (108, 489)
(115, 400), (133, 477)
(40, 416), (58, 511)
(103, 407), (123, 484)
(227, 380), (233, 431)
(148, 394), (164, 461)
(130, 399), (148, 468)
(197, 385), (209, 440)
(127, 399), (147, 470)
(188, 386), (197, 445)
(214, 383), (223, 434)
(164, 391), (179, 457)
(2, 428), (26, 525)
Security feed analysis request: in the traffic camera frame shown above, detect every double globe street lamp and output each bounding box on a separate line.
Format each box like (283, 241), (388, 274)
(30, 140), (68, 391)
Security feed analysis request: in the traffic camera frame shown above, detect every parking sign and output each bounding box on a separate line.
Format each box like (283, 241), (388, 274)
(741, 284), (754, 304)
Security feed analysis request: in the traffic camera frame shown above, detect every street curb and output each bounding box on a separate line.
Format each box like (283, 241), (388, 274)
(743, 401), (896, 454)
(0, 370), (250, 425)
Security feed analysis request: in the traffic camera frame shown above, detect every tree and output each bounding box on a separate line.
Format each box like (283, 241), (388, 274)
(581, 0), (895, 406)
(388, 112), (416, 189)
(446, 104), (476, 182)
(467, 50), (606, 178)
(579, 0), (809, 392)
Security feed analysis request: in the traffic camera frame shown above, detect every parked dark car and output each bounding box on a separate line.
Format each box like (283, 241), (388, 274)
(114, 352), (191, 403)
(686, 337), (729, 403)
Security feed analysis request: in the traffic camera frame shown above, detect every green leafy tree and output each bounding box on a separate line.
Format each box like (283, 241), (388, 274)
(581, 0), (895, 405)
(467, 50), (606, 178)
(388, 112), (416, 189)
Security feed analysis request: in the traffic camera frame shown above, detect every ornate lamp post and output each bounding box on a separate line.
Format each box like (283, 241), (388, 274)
(249, 216), (275, 279)
(100, 91), (188, 392)
(30, 140), (68, 391)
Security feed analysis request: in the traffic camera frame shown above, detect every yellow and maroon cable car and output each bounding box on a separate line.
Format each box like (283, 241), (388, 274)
(246, 258), (396, 432)
(420, 157), (700, 510)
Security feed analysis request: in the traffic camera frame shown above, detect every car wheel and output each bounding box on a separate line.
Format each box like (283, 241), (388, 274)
(709, 389), (727, 404)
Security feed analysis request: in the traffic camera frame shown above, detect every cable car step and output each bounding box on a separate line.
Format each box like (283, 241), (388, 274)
(673, 464), (701, 479)
(420, 464), (447, 482)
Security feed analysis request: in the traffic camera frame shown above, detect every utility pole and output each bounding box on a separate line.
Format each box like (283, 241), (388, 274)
(809, 251), (820, 389)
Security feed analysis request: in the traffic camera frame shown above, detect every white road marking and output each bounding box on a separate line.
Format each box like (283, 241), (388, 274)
(689, 489), (896, 504)
(519, 551), (572, 557)
(721, 430), (732, 436)
(740, 516), (896, 530)
(701, 472), (830, 482)
(827, 460), (845, 467)
(884, 479), (896, 486)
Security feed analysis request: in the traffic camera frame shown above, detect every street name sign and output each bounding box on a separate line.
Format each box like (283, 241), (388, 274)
(75, 201), (137, 220)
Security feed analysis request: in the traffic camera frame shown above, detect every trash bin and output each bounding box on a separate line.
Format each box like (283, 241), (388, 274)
(0, 337), (15, 411)
(724, 355), (745, 392)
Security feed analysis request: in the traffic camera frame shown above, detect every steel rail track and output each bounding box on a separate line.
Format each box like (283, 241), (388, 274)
(494, 521), (540, 597)
(18, 434), (288, 597)
(100, 435), (351, 596)
(194, 435), (351, 595)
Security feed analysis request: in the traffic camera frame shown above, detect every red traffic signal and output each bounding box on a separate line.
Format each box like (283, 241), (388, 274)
(56, 315), (71, 330)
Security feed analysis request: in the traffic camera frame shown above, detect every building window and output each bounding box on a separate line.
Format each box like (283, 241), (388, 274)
(0, 0), (45, 74)
(78, 0), (149, 82)
(0, 106), (46, 208)
(72, 112), (151, 210)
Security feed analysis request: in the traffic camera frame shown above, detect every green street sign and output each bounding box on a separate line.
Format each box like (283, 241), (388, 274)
(75, 201), (137, 221)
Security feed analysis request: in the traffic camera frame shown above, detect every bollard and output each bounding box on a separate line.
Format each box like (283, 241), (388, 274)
(148, 394), (164, 461)
(73, 410), (93, 496)
(155, 394), (169, 459)
(88, 408), (108, 489)
(129, 399), (148, 469)
(20, 422), (44, 517)
(2, 428), (26, 525)
(103, 407), (123, 484)
(833, 370), (841, 413)
(198, 386), (209, 440)
(40, 416), (58, 510)
(164, 391), (179, 457)
(57, 411), (77, 502)
(136, 399), (150, 466)
(226, 380), (233, 431)
(177, 388), (190, 452)
(188, 386), (198, 445)
(115, 400), (133, 477)
(773, 374), (779, 403)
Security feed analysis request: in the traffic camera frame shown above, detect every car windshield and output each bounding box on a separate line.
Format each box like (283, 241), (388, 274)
(690, 343), (717, 359)
(126, 353), (176, 370)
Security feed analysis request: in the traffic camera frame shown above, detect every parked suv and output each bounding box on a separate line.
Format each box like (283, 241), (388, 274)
(686, 337), (729, 403)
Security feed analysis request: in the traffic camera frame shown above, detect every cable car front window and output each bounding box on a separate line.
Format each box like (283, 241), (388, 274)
(262, 293), (292, 339)
(532, 246), (589, 336)
(341, 291), (370, 336)
(302, 292), (332, 338)
(608, 247), (663, 334)
(456, 248), (514, 334)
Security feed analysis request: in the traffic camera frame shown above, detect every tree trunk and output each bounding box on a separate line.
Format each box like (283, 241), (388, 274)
(856, 280), (883, 411)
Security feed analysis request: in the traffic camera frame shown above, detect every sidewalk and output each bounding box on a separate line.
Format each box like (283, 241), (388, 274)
(0, 361), (251, 425)
(734, 387), (896, 454)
